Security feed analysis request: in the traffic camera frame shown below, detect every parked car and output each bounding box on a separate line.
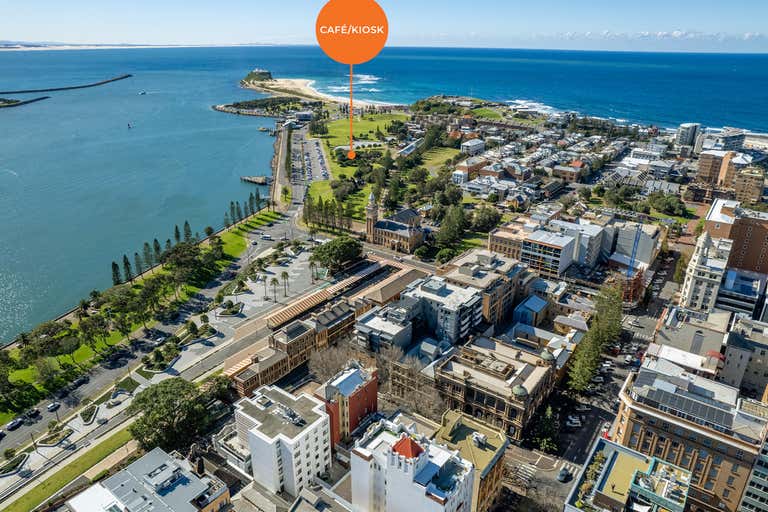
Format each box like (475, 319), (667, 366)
(25, 408), (41, 418)
(565, 418), (582, 429)
(575, 404), (591, 412)
(591, 376), (605, 384)
(0, 429), (5, 440)
(73, 375), (90, 387)
(47, 401), (61, 412)
(624, 355), (634, 365)
(6, 418), (23, 430)
(557, 468), (571, 483)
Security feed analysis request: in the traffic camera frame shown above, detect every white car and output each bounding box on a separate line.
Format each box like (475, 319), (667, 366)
(591, 376), (605, 384)
(565, 419), (582, 428)
(575, 404), (591, 412)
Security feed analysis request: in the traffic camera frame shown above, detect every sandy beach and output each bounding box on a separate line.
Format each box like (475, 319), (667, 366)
(242, 77), (393, 107)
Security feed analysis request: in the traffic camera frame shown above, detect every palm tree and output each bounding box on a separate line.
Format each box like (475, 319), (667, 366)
(281, 271), (289, 296)
(260, 274), (269, 299)
(270, 277), (280, 302)
(309, 261), (317, 283)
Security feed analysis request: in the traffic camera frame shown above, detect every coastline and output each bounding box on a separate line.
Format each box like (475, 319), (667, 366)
(241, 77), (398, 108)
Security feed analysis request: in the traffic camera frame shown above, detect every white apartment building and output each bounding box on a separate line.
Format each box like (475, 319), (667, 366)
(461, 138), (485, 156)
(402, 277), (482, 344)
(520, 230), (576, 278)
(234, 386), (331, 498)
(676, 122), (701, 147)
(610, 221), (661, 269)
(547, 219), (604, 268)
(680, 232), (732, 313)
(351, 419), (474, 512)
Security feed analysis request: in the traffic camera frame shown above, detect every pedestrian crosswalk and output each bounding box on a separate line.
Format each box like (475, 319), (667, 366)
(557, 460), (582, 474)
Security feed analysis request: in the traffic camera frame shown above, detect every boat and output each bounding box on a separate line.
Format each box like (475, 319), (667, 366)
(258, 127), (269, 132)
(139, 91), (147, 95)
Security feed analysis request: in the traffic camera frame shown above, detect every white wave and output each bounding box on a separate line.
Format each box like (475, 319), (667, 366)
(344, 73), (382, 84)
(505, 99), (560, 115)
(359, 88), (382, 93)
(325, 85), (349, 93)
(1, 168), (19, 177)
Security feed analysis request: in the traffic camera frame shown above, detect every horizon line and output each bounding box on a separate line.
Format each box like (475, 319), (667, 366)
(3, 41), (768, 56)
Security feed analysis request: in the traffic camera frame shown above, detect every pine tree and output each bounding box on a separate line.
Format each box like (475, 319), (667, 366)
(165, 239), (172, 252)
(123, 255), (133, 283)
(174, 225), (181, 244)
(183, 221), (192, 242)
(255, 189), (262, 212)
(236, 201), (244, 221)
(143, 242), (153, 270)
(134, 252), (143, 276)
(229, 202), (236, 224)
(111, 261), (122, 286)
(224, 212), (231, 227)
(153, 239), (162, 264)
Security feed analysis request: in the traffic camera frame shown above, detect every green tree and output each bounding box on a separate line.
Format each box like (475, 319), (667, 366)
(127, 378), (210, 451)
(111, 261), (122, 286)
(187, 320), (199, 337)
(270, 277), (280, 302)
(183, 221), (192, 242)
(471, 206), (501, 232)
(578, 187), (592, 202)
(224, 212), (231, 228)
(436, 205), (466, 249)
(310, 236), (362, 273)
(174, 225), (181, 244)
(143, 242), (154, 271)
(674, 254), (690, 284)
(435, 248), (456, 264)
(134, 252), (143, 276)
(204, 226), (214, 238)
(281, 271), (289, 296)
(153, 239), (163, 264)
(122, 255), (133, 283)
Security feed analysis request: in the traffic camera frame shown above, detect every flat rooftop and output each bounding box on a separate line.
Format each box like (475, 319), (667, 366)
(236, 386), (323, 440)
(444, 249), (522, 289)
(654, 306), (730, 355)
(434, 410), (508, 477)
(438, 336), (550, 398)
(403, 276), (481, 310)
(525, 230), (574, 249)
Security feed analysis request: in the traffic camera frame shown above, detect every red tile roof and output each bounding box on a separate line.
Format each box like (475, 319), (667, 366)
(392, 436), (424, 459)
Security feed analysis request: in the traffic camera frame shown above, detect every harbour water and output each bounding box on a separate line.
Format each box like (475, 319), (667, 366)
(1, 45), (767, 343)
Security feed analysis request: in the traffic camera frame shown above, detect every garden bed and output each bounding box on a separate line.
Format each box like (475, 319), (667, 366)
(79, 404), (98, 425)
(38, 428), (74, 447)
(217, 301), (243, 317)
(0, 453), (28, 476)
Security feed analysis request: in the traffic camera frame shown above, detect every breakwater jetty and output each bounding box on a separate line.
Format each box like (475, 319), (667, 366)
(0, 74), (132, 95)
(0, 96), (50, 108)
(240, 175), (272, 185)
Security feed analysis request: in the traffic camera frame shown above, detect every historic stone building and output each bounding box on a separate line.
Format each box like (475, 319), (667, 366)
(365, 193), (425, 253)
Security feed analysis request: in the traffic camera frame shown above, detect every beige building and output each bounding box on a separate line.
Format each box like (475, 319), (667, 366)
(733, 167), (765, 204)
(487, 216), (538, 259)
(441, 249), (526, 325)
(705, 198), (768, 274)
(614, 360), (768, 512)
(365, 194), (425, 254)
(434, 410), (509, 512)
(433, 336), (557, 441)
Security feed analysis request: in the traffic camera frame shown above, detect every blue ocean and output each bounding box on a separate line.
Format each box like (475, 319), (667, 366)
(1, 45), (767, 343)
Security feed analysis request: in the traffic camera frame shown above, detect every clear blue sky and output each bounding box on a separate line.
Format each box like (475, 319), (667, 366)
(3, 0), (768, 52)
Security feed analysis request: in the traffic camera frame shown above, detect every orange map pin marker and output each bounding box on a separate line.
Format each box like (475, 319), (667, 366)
(316, 0), (389, 159)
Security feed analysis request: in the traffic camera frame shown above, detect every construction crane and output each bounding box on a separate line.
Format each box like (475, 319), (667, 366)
(626, 224), (642, 279)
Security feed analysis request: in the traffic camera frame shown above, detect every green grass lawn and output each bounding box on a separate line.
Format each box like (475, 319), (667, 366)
(321, 112), (409, 148)
(422, 147), (460, 173)
(5, 426), (133, 512)
(648, 207), (696, 225)
(471, 107), (502, 120)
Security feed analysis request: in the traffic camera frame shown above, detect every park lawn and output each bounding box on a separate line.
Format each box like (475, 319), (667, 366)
(322, 112), (410, 148)
(5, 427), (133, 512)
(422, 147), (460, 173)
(219, 211), (282, 259)
(458, 231), (488, 253)
(648, 207), (696, 226)
(471, 107), (502, 120)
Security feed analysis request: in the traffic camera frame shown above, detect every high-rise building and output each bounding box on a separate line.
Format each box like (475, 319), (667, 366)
(676, 122), (701, 147)
(679, 232), (732, 313)
(351, 419), (475, 512)
(613, 360), (768, 512)
(697, 150), (730, 186)
(705, 198), (768, 275)
(547, 219), (605, 268)
(234, 386), (331, 498)
(441, 249), (526, 325)
(315, 362), (378, 447)
(520, 230), (576, 278)
(733, 167), (765, 204)
(401, 277), (483, 344)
